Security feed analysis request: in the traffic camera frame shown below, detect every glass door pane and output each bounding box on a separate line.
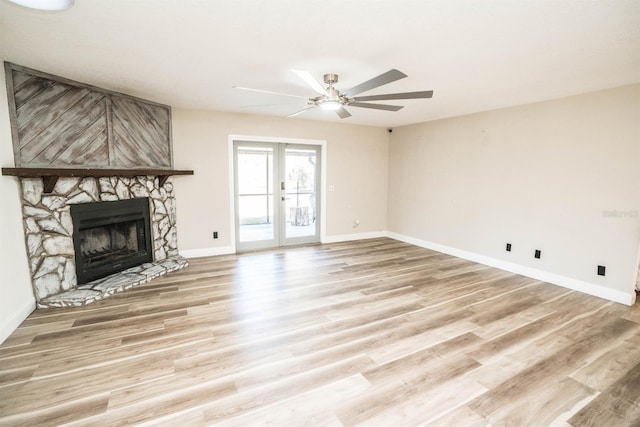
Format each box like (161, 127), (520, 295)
(283, 146), (319, 244)
(236, 145), (277, 250)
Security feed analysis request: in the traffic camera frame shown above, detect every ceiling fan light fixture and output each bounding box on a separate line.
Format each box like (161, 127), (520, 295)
(319, 100), (341, 111)
(234, 69), (433, 120)
(6, 0), (73, 11)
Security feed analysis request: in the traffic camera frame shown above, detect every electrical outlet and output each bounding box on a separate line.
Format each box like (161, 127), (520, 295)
(534, 249), (541, 259)
(213, 231), (218, 239)
(506, 243), (512, 252)
(597, 265), (606, 276)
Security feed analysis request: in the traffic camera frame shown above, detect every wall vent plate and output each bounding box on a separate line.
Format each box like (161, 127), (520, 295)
(597, 265), (606, 276)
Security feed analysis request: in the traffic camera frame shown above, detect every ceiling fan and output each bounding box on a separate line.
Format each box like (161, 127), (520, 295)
(233, 69), (433, 119)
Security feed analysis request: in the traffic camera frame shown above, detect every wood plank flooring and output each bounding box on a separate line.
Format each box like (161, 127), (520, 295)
(1, 237), (640, 426)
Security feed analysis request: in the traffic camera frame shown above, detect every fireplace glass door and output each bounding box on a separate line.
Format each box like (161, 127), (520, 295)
(71, 198), (153, 284)
(79, 219), (144, 269)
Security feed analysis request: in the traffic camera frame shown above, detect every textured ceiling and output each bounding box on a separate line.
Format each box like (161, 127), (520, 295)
(0, 0), (639, 127)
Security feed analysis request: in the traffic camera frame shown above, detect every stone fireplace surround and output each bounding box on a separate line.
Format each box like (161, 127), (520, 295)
(19, 175), (188, 308)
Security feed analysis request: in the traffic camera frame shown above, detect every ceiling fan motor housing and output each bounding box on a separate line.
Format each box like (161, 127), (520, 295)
(323, 73), (339, 85)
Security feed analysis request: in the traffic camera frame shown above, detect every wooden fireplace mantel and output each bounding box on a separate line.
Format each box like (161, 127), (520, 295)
(1, 167), (194, 193)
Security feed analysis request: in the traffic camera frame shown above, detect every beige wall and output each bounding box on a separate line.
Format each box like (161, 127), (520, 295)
(388, 84), (640, 300)
(171, 109), (389, 252)
(0, 61), (36, 343)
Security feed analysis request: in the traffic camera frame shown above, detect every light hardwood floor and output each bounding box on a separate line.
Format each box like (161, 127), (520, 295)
(1, 238), (640, 426)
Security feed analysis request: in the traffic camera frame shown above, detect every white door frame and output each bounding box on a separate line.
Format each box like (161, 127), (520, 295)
(228, 135), (327, 252)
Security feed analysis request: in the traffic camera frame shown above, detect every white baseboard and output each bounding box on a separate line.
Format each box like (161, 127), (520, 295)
(386, 231), (636, 306)
(0, 296), (36, 345)
(180, 246), (235, 259)
(179, 232), (387, 257)
(322, 231), (385, 244)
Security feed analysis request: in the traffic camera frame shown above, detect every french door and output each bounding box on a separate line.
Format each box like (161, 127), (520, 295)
(234, 141), (320, 252)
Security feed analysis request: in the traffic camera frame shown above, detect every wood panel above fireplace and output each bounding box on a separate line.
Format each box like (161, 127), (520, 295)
(4, 62), (174, 169)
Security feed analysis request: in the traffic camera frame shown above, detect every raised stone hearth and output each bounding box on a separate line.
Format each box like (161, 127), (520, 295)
(39, 256), (188, 308)
(19, 175), (188, 307)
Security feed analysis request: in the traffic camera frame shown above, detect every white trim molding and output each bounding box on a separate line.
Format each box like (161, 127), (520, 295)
(386, 231), (636, 306)
(180, 246), (235, 259)
(322, 231), (386, 244)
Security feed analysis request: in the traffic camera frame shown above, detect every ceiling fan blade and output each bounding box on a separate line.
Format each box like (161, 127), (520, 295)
(353, 91), (433, 102)
(288, 105), (315, 118)
(233, 86), (308, 99)
(342, 69), (407, 97)
(349, 102), (404, 112)
(336, 107), (351, 119)
(291, 69), (328, 95)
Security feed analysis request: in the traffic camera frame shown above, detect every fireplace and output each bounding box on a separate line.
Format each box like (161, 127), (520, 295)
(71, 198), (153, 284)
(14, 175), (188, 307)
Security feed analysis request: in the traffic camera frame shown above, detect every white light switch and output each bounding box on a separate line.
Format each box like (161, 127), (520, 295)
(328, 185), (335, 192)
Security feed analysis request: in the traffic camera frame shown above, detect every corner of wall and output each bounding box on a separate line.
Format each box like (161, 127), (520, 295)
(0, 298), (36, 345)
(0, 58), (37, 345)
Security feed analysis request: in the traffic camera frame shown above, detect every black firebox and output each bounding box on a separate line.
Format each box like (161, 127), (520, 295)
(71, 198), (153, 284)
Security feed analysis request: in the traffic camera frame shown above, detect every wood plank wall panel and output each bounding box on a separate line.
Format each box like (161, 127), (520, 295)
(12, 71), (109, 167)
(5, 63), (173, 169)
(111, 96), (171, 168)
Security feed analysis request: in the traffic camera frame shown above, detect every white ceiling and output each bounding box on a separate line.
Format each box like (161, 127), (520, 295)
(0, 0), (639, 127)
